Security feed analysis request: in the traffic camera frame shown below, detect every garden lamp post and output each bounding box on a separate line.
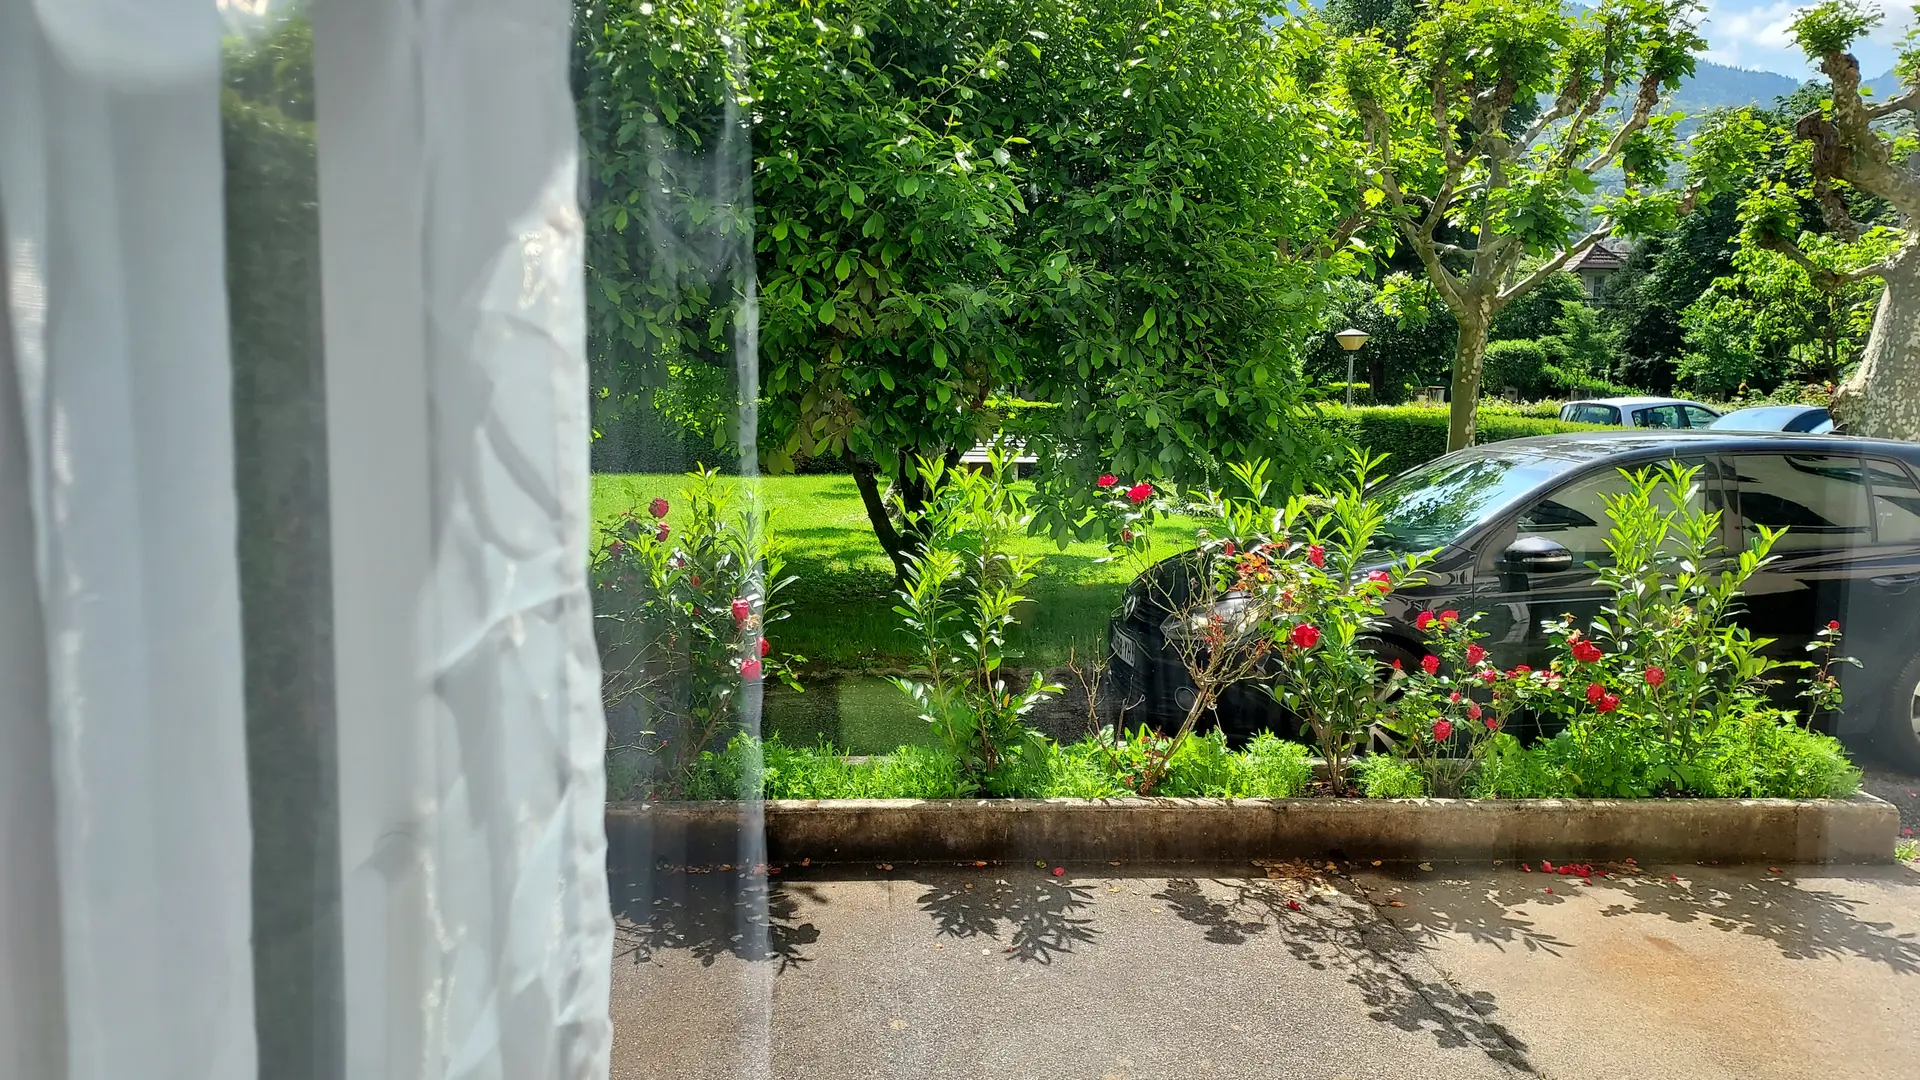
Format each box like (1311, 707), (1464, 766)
(1334, 328), (1370, 407)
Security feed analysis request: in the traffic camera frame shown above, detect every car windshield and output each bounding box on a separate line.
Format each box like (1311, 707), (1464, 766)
(1369, 454), (1568, 552)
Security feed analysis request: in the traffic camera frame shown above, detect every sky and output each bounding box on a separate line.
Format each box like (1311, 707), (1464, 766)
(1700, 0), (1912, 78)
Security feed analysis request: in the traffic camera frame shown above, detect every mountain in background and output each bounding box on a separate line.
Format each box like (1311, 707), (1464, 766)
(1671, 60), (1803, 114)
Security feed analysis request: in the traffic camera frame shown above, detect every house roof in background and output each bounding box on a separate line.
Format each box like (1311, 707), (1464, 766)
(1567, 243), (1628, 273)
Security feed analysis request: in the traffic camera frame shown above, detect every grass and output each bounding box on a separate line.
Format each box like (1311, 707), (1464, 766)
(592, 472), (1197, 673)
(1898, 837), (1918, 866)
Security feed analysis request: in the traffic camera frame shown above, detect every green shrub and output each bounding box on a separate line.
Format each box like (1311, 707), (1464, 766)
(1467, 734), (1569, 799)
(1354, 754), (1429, 798)
(1540, 363), (1634, 397)
(1235, 733), (1316, 797)
(1697, 719), (1862, 799)
(684, 735), (973, 800)
(1484, 339), (1550, 395)
(1305, 381), (1375, 405)
(1041, 741), (1131, 798)
(1314, 405), (1606, 474)
(1157, 729), (1243, 796)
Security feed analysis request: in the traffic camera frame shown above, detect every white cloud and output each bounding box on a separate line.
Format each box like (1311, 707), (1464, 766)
(1699, 0), (1912, 78)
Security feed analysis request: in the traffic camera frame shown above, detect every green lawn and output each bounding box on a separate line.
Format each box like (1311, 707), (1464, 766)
(592, 472), (1197, 673)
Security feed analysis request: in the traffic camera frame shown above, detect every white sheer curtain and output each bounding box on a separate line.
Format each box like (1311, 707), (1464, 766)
(0, 0), (612, 1077)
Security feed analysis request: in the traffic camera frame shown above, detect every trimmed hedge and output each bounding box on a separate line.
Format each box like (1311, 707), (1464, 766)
(1316, 404), (1608, 473)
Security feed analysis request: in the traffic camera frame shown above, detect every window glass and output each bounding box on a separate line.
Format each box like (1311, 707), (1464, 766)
(1633, 404), (1683, 428)
(1565, 404), (1619, 424)
(1726, 454), (1872, 551)
(1368, 454), (1577, 553)
(1682, 405), (1718, 428)
(1868, 458), (1920, 543)
(1515, 462), (1708, 565)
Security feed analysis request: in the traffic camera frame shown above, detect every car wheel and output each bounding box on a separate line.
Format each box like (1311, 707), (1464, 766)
(1872, 651), (1920, 771)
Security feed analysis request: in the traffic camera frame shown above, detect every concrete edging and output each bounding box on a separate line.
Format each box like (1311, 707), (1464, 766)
(606, 794), (1899, 866)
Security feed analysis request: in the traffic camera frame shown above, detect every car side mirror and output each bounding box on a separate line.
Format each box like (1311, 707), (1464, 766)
(1502, 536), (1573, 574)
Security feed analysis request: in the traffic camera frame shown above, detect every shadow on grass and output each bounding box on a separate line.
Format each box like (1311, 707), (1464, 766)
(1151, 874), (1536, 1073)
(1362, 864), (1920, 975)
(915, 876), (1099, 964)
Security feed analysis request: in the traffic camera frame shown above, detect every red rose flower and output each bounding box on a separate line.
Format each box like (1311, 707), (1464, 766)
(759, 637), (771, 657)
(1121, 529), (1135, 543)
(740, 657), (763, 680)
(1433, 719), (1454, 741)
(1416, 611), (1435, 631)
(1449, 690), (1462, 703)
(732, 598), (751, 625)
(1097, 474), (1119, 488)
(1440, 609), (1459, 624)
(655, 522), (671, 542)
(1485, 715), (1499, 732)
(1467, 702), (1483, 720)
(1585, 682), (1605, 704)
(1465, 643), (1487, 665)
(1290, 623), (1321, 649)
(1597, 692), (1620, 712)
(1391, 658), (1404, 670)
(1512, 664), (1532, 676)
(1308, 544), (1326, 568)
(649, 497), (670, 519)
(1421, 654), (1441, 675)
(1126, 482), (1153, 504)
(1828, 620), (1841, 631)
(1223, 541), (1236, 556)
(1365, 569), (1392, 592)
(1644, 666), (1666, 687)
(1572, 640), (1603, 663)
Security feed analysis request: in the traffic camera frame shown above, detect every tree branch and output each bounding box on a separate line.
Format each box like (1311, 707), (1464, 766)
(1585, 71), (1660, 175)
(1813, 49), (1920, 218)
(1497, 222), (1611, 306)
(1754, 233), (1889, 290)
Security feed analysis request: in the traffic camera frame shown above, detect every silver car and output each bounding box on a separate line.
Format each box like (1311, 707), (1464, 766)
(1559, 396), (1721, 429)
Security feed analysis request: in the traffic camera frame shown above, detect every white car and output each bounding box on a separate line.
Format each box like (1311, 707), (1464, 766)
(1559, 396), (1721, 429)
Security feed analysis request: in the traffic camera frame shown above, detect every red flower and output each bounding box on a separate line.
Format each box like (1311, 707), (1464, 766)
(1470, 646), (1491, 668)
(1097, 474), (1119, 488)
(1512, 665), (1532, 676)
(1572, 640), (1603, 663)
(1421, 654), (1441, 675)
(1416, 611), (1435, 631)
(1828, 619), (1841, 631)
(1290, 623), (1321, 649)
(1121, 529), (1135, 543)
(1223, 541), (1236, 556)
(1391, 658), (1403, 671)
(1365, 569), (1392, 592)
(1484, 715), (1499, 732)
(1433, 719), (1454, 741)
(1644, 666), (1666, 687)
(1126, 482), (1153, 504)
(759, 637), (771, 658)
(655, 522), (671, 542)
(731, 598), (751, 625)
(1479, 669), (1499, 685)
(649, 497), (670, 519)
(1449, 690), (1462, 703)
(1308, 544), (1326, 568)
(1467, 702), (1483, 720)
(1440, 610), (1459, 625)
(1286, 899), (1301, 911)
(1597, 693), (1620, 713)
(1542, 860), (1555, 873)
(690, 574), (701, 587)
(1585, 682), (1605, 704)
(740, 657), (763, 680)
(1052, 867), (1065, 877)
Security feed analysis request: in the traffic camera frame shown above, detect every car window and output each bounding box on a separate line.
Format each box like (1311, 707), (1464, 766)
(1564, 404), (1619, 425)
(1633, 404), (1683, 428)
(1369, 455), (1574, 553)
(1867, 458), (1920, 543)
(1725, 454), (1873, 551)
(1682, 405), (1718, 428)
(1515, 460), (1709, 566)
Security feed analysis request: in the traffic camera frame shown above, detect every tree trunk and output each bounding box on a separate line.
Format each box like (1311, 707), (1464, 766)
(1445, 308), (1491, 452)
(1833, 254), (1920, 442)
(851, 461), (911, 581)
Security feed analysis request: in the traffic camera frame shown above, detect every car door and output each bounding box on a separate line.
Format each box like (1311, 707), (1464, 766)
(1715, 451), (1920, 728)
(1469, 456), (1722, 671)
(1681, 405), (1720, 429)
(1633, 404), (1685, 429)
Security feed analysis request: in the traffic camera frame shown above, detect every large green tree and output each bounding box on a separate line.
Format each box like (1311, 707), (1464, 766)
(577, 0), (1374, 572)
(1335, 0), (1708, 449)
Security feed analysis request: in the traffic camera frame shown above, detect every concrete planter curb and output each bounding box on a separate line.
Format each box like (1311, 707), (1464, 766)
(607, 793), (1898, 866)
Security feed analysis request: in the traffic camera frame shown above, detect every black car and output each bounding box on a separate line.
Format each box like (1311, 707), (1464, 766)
(1108, 431), (1920, 766)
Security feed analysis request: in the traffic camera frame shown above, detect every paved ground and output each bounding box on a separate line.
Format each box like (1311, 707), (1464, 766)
(610, 754), (1920, 1080)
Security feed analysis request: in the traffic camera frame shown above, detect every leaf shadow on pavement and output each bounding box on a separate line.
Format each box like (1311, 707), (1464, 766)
(611, 867), (825, 974)
(1152, 874), (1537, 1075)
(915, 877), (1099, 964)
(1365, 864), (1920, 976)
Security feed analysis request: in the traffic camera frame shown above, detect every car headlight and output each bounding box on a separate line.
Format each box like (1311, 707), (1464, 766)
(1160, 597), (1259, 641)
